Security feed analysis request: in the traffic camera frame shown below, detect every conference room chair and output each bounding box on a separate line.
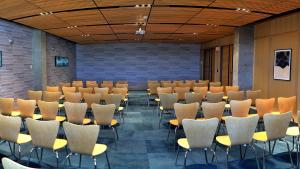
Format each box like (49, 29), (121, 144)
(0, 115), (31, 159)
(173, 80), (184, 87)
(253, 113), (293, 169)
(229, 99), (252, 117)
(286, 111), (300, 163)
(147, 82), (160, 107)
(0, 98), (20, 116)
(206, 92), (224, 103)
(46, 86), (60, 93)
(199, 80), (209, 86)
(193, 82), (207, 88)
(255, 98), (275, 130)
(161, 80), (171, 84)
(158, 93), (178, 128)
(104, 94), (124, 122)
(174, 87), (190, 102)
(185, 80), (196, 84)
(64, 92), (82, 103)
(17, 99), (41, 120)
(102, 80), (113, 84)
(59, 82), (71, 88)
(94, 87), (109, 103)
(178, 82), (192, 88)
(92, 104), (119, 146)
(112, 87), (128, 110)
(63, 122), (111, 169)
(101, 82), (113, 93)
(210, 86), (224, 93)
(64, 102), (91, 125)
(176, 118), (219, 167)
(193, 86), (208, 98)
(185, 92), (203, 106)
(162, 82), (176, 90)
(227, 91), (245, 101)
(26, 118), (67, 167)
(225, 85), (239, 95)
(86, 81), (98, 88)
(155, 87), (174, 114)
(115, 83), (128, 88)
(216, 115), (260, 169)
(168, 103), (199, 149)
(38, 101), (66, 122)
(278, 96), (297, 122)
(72, 81), (83, 92)
(27, 90), (42, 103)
(209, 82), (221, 87)
(62, 86), (76, 95)
(116, 80), (128, 84)
(83, 93), (101, 110)
(246, 90), (262, 108)
(43, 91), (62, 102)
(78, 87), (93, 98)
(2, 157), (35, 169)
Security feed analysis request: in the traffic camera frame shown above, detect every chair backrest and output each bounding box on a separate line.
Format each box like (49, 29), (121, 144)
(0, 98), (14, 115)
(112, 88), (128, 99)
(193, 82), (207, 88)
(174, 87), (190, 100)
(162, 82), (175, 89)
(115, 83), (128, 88)
(83, 93), (101, 108)
(202, 102), (226, 120)
(78, 87), (93, 97)
(62, 87), (76, 94)
(178, 82), (192, 88)
(94, 87), (109, 100)
(104, 94), (122, 109)
(185, 80), (196, 84)
(64, 102), (87, 124)
(2, 157), (35, 169)
(60, 82), (71, 88)
(193, 87), (208, 98)
(0, 114), (21, 142)
(209, 82), (221, 87)
(64, 92), (81, 103)
(206, 92), (224, 103)
(72, 81), (83, 89)
(230, 99), (252, 117)
(102, 81), (113, 85)
(17, 99), (36, 118)
(101, 83), (113, 92)
(255, 98), (275, 118)
(43, 91), (61, 102)
(46, 86), (59, 93)
(157, 87), (172, 94)
(226, 115), (259, 146)
(225, 86), (239, 95)
(185, 92), (203, 105)
(63, 122), (99, 155)
(278, 96), (296, 119)
(159, 93), (178, 110)
(92, 104), (116, 126)
(246, 90), (261, 106)
(148, 82), (160, 94)
(38, 101), (58, 120)
(209, 86), (223, 93)
(86, 81), (98, 88)
(174, 103), (199, 125)
(227, 91), (244, 101)
(173, 80), (184, 86)
(264, 112), (291, 140)
(26, 118), (58, 149)
(183, 118), (219, 148)
(27, 90), (42, 102)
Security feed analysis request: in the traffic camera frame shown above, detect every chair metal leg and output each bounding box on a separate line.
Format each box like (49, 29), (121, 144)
(93, 157), (97, 169)
(55, 151), (59, 168)
(210, 147), (218, 163)
(242, 145), (248, 160)
(174, 126), (178, 151)
(18, 144), (21, 159)
(175, 146), (180, 165)
(184, 150), (189, 168)
(282, 138), (294, 167)
(105, 151), (111, 169)
(27, 148), (35, 166)
(167, 124), (171, 141)
(263, 142), (267, 169)
(40, 148), (43, 161)
(204, 148), (208, 164)
(79, 154), (82, 167)
(65, 153), (72, 167)
(250, 144), (261, 169)
(271, 140), (277, 154)
(158, 110), (163, 128)
(8, 142), (17, 159)
(147, 95), (150, 107)
(268, 141), (272, 155)
(112, 127), (117, 147)
(226, 147), (230, 169)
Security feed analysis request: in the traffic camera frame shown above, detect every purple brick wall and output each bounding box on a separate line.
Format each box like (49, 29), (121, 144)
(46, 34), (76, 86)
(0, 19), (33, 98)
(76, 43), (201, 90)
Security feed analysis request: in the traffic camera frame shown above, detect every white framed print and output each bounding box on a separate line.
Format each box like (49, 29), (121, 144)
(273, 49), (292, 81)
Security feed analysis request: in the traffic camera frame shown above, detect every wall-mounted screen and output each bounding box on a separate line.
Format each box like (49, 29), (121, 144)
(55, 56), (69, 67)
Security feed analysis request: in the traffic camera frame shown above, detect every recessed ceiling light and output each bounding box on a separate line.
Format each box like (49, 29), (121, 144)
(206, 23), (218, 27)
(39, 12), (53, 16)
(81, 34), (90, 37)
(67, 25), (77, 29)
(193, 33), (197, 35)
(135, 4), (151, 8)
(236, 8), (250, 13)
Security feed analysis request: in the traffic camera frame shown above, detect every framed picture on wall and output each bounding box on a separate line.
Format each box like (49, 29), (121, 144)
(273, 49), (291, 81)
(55, 56), (69, 67)
(0, 51), (2, 67)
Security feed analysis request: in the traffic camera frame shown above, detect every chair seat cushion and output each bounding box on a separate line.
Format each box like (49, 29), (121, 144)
(216, 135), (231, 147)
(53, 138), (67, 150)
(253, 131), (268, 142)
(83, 118), (91, 125)
(17, 134), (32, 144)
(92, 144), (107, 156)
(286, 126), (299, 137)
(178, 138), (189, 149)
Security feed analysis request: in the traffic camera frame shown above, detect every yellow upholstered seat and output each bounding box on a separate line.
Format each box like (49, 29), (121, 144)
(177, 138), (189, 149)
(56, 116), (66, 122)
(53, 138), (68, 150)
(92, 144), (107, 156)
(58, 104), (64, 108)
(155, 98), (160, 102)
(216, 135), (231, 147)
(252, 131), (268, 142)
(16, 134), (32, 144)
(11, 111), (21, 116)
(83, 118), (92, 125)
(33, 114), (42, 120)
(169, 119), (179, 126)
(118, 107), (124, 111)
(286, 126), (299, 137)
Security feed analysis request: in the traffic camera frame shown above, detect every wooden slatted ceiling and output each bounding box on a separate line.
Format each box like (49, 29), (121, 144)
(0, 0), (299, 44)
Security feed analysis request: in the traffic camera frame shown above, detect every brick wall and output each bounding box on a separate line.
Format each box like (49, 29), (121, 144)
(0, 19), (33, 98)
(76, 43), (201, 90)
(46, 34), (76, 86)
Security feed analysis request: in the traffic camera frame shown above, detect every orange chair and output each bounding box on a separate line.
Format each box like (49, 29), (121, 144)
(210, 86), (223, 93)
(193, 87), (208, 98)
(278, 96), (297, 122)
(256, 98), (275, 118)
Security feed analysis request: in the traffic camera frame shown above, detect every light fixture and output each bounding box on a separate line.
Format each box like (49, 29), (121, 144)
(135, 4), (151, 8)
(135, 27), (145, 35)
(39, 12), (53, 16)
(236, 8), (250, 13)
(193, 33), (197, 35)
(206, 23), (218, 27)
(67, 25), (77, 29)
(81, 34), (90, 37)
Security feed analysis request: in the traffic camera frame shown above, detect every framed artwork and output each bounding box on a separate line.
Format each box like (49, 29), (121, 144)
(0, 51), (2, 67)
(273, 49), (291, 81)
(55, 56), (69, 67)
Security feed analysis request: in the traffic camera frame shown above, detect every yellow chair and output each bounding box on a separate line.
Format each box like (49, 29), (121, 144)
(43, 91), (62, 102)
(0, 115), (31, 159)
(256, 98), (275, 119)
(158, 93), (178, 128)
(17, 99), (41, 120)
(209, 82), (221, 87)
(206, 92), (224, 103)
(104, 94), (124, 122)
(63, 122), (111, 169)
(227, 91), (244, 101)
(46, 86), (59, 92)
(147, 82), (160, 107)
(185, 92), (203, 105)
(253, 113), (293, 169)
(174, 87), (190, 101)
(216, 115), (260, 169)
(26, 118), (67, 167)
(94, 87), (109, 103)
(27, 90), (42, 102)
(0, 98), (20, 116)
(64, 102), (91, 125)
(176, 118), (219, 167)
(38, 101), (66, 122)
(168, 103), (199, 149)
(64, 92), (81, 103)
(78, 87), (93, 98)
(225, 85), (239, 95)
(92, 104), (119, 146)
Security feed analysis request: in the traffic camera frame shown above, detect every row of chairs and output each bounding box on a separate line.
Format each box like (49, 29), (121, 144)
(60, 80), (128, 91)
(147, 80), (219, 91)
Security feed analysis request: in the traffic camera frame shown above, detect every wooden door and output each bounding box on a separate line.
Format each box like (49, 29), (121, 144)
(221, 44), (233, 86)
